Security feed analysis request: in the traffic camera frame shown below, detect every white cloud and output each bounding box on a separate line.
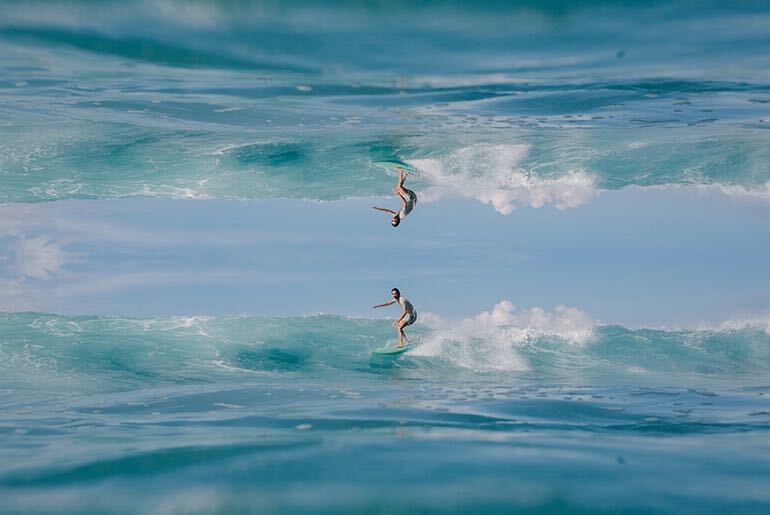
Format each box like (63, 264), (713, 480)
(10, 235), (80, 280)
(0, 278), (44, 312)
(0, 204), (41, 237)
(0, 206), (63, 310)
(408, 144), (597, 214)
(48, 270), (224, 297)
(412, 300), (595, 371)
(48, 217), (290, 247)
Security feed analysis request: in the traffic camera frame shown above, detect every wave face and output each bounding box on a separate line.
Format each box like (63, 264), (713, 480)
(2, 311), (770, 513)
(1, 1), (770, 206)
(2, 312), (770, 391)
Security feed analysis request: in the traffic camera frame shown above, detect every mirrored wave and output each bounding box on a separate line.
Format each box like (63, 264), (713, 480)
(1, 1), (769, 206)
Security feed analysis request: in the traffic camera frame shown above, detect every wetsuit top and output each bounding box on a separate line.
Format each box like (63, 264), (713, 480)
(398, 296), (417, 321)
(397, 189), (417, 219)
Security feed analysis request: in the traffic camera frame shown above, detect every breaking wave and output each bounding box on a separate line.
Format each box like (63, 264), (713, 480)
(2, 308), (770, 395)
(1, 1), (769, 207)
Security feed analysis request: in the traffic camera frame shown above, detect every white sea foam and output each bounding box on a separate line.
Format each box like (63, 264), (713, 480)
(210, 141), (266, 156)
(0, 205), (41, 237)
(706, 181), (770, 202)
(408, 144), (597, 214)
(412, 301), (595, 371)
(0, 278), (43, 312)
(136, 315), (214, 333)
(716, 314), (770, 334)
(629, 312), (770, 335)
(629, 181), (770, 203)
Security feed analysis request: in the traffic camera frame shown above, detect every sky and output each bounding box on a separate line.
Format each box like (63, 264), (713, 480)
(1, 186), (769, 328)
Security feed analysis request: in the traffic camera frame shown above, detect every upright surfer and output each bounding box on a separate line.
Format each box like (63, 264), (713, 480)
(373, 288), (417, 347)
(373, 167), (417, 227)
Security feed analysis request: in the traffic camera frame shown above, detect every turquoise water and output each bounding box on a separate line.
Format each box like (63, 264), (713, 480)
(1, 313), (770, 513)
(2, 1), (770, 513)
(1, 1), (770, 206)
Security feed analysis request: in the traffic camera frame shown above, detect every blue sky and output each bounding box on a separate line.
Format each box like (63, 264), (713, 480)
(1, 187), (769, 328)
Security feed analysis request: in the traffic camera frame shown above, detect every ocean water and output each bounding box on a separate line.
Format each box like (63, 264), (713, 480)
(2, 1), (770, 513)
(1, 313), (770, 513)
(1, 1), (770, 208)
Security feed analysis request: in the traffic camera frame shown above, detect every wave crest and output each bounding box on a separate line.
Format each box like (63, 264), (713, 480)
(413, 301), (595, 371)
(409, 144), (597, 214)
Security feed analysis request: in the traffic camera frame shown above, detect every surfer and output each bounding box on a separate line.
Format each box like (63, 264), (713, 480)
(373, 167), (416, 227)
(373, 288), (417, 347)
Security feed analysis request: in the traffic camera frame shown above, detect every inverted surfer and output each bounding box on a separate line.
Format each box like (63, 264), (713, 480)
(373, 167), (417, 227)
(373, 288), (417, 348)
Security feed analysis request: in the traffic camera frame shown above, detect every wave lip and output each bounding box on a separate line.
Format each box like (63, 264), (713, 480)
(414, 301), (595, 372)
(716, 313), (770, 334)
(410, 144), (598, 214)
(3, 132), (769, 205)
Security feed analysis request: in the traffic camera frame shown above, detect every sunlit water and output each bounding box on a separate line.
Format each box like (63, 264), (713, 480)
(2, 1), (770, 513)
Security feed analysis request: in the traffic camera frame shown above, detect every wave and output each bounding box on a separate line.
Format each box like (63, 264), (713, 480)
(409, 144), (597, 213)
(0, 27), (312, 73)
(2, 309), (769, 394)
(415, 302), (595, 371)
(2, 129), (770, 208)
(1, 1), (770, 205)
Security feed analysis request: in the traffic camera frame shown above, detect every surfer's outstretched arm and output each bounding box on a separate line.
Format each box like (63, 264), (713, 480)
(373, 207), (397, 215)
(373, 300), (397, 309)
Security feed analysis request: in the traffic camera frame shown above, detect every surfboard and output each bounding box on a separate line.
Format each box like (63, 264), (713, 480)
(372, 343), (418, 355)
(372, 159), (415, 172)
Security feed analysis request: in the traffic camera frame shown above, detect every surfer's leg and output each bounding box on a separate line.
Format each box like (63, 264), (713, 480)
(398, 314), (417, 347)
(394, 168), (408, 198)
(396, 319), (408, 347)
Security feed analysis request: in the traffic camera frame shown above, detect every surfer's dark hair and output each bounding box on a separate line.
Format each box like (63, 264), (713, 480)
(391, 288), (400, 296)
(391, 216), (400, 227)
